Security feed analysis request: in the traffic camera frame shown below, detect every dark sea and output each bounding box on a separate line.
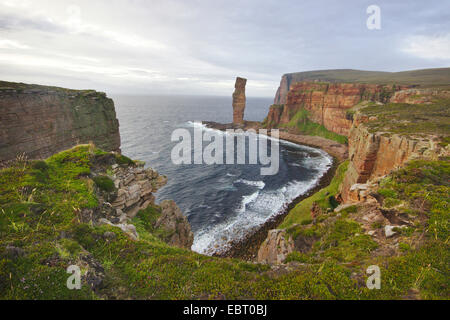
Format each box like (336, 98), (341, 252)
(113, 95), (332, 255)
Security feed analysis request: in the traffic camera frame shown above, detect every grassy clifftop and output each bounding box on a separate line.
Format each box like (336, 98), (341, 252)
(283, 68), (450, 88)
(360, 99), (450, 137)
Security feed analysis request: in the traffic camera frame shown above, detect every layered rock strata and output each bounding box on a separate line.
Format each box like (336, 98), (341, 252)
(91, 155), (193, 249)
(341, 116), (447, 202)
(110, 163), (167, 218)
(0, 82), (120, 162)
(268, 82), (404, 136)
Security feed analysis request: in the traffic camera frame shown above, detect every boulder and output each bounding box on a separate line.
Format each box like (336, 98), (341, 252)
(156, 200), (194, 250)
(257, 229), (294, 264)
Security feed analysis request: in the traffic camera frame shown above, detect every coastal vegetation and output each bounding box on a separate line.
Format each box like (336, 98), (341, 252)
(282, 68), (450, 88)
(2, 145), (447, 299)
(1, 73), (449, 300)
(361, 99), (450, 137)
(281, 109), (348, 144)
(280, 160), (349, 228)
(278, 159), (449, 299)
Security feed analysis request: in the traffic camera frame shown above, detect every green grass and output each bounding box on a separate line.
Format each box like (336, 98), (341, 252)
(0, 147), (364, 300)
(114, 154), (134, 166)
(278, 159), (449, 299)
(280, 161), (349, 228)
(92, 175), (115, 192)
(1, 146), (448, 299)
(283, 68), (450, 88)
(361, 99), (450, 136)
(281, 109), (348, 144)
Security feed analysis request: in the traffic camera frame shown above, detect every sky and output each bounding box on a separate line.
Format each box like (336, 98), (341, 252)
(0, 0), (449, 97)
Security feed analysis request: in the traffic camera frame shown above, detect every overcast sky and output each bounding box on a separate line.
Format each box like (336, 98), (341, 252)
(0, 0), (449, 96)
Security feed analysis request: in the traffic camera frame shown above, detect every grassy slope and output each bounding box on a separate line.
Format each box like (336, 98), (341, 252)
(0, 146), (373, 299)
(2, 146), (447, 299)
(280, 161), (349, 228)
(281, 160), (449, 299)
(280, 109), (349, 144)
(284, 68), (450, 88)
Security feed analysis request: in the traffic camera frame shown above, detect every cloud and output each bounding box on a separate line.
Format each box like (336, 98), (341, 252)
(402, 34), (450, 60)
(0, 0), (449, 96)
(0, 38), (30, 49)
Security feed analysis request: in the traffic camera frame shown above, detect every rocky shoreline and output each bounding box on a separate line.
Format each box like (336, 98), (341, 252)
(203, 120), (342, 260)
(204, 121), (348, 161)
(214, 157), (339, 261)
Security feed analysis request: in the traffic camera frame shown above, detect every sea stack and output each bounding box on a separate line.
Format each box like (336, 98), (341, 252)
(232, 77), (247, 124)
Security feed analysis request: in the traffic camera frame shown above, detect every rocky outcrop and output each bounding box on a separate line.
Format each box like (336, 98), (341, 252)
(157, 200), (194, 249)
(232, 77), (247, 124)
(90, 154), (192, 249)
(0, 82), (120, 162)
(257, 229), (294, 264)
(268, 82), (404, 136)
(110, 163), (167, 219)
(265, 104), (284, 127)
(391, 89), (450, 104)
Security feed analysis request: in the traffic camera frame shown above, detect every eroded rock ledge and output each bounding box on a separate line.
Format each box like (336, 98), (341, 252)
(85, 151), (193, 250)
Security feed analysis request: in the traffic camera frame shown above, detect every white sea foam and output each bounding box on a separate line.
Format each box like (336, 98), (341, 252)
(226, 173), (238, 177)
(186, 120), (333, 255)
(192, 154), (332, 255)
(234, 179), (265, 189)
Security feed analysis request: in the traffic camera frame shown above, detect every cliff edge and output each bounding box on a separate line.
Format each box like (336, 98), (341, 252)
(0, 81), (121, 163)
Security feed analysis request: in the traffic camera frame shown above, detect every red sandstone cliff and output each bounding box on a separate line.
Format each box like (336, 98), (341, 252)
(258, 74), (449, 264)
(274, 74), (290, 105)
(341, 112), (449, 203)
(0, 82), (121, 162)
(268, 76), (449, 204)
(268, 82), (405, 136)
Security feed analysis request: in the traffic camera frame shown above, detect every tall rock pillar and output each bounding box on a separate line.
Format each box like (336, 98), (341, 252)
(232, 77), (247, 124)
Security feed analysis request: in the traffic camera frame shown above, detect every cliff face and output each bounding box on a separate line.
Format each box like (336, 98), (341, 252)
(274, 74), (290, 104)
(257, 229), (293, 264)
(232, 77), (247, 124)
(341, 111), (449, 203)
(0, 83), (120, 162)
(267, 77), (449, 204)
(258, 76), (449, 268)
(273, 68), (450, 105)
(268, 82), (404, 136)
(341, 124), (431, 202)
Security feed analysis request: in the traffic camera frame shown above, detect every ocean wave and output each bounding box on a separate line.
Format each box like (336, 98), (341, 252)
(239, 191), (260, 213)
(226, 173), (238, 177)
(192, 151), (332, 255)
(184, 120), (334, 255)
(234, 179), (265, 189)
